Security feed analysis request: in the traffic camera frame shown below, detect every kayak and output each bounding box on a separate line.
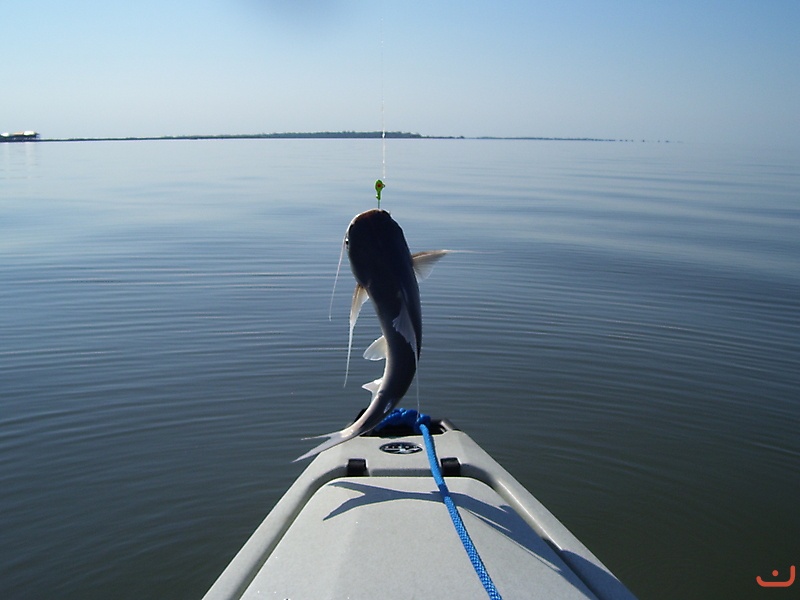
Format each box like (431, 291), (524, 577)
(202, 415), (637, 599)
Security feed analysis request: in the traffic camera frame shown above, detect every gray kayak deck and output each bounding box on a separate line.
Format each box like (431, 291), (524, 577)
(203, 422), (636, 600)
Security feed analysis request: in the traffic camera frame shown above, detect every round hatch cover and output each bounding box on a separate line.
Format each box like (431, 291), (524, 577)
(379, 441), (423, 454)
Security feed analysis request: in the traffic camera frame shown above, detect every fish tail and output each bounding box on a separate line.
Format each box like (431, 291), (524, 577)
(293, 428), (357, 462)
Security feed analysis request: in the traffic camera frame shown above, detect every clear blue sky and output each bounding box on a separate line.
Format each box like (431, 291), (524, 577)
(2, 0), (798, 145)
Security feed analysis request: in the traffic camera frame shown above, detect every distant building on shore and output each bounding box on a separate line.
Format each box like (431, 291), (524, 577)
(1, 131), (40, 142)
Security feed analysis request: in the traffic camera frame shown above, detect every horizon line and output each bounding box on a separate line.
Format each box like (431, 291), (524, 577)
(10, 131), (676, 143)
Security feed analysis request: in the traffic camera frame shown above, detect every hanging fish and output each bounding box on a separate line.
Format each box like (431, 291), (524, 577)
(296, 209), (447, 461)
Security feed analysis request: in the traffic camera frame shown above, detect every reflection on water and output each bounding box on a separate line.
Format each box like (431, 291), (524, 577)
(1, 139), (799, 599)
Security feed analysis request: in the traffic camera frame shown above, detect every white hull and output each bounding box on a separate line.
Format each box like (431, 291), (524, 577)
(203, 418), (636, 599)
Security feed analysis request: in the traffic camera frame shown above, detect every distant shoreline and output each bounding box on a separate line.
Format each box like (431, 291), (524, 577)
(21, 131), (666, 143)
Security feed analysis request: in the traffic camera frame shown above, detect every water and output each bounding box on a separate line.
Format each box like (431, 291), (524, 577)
(2, 139), (798, 599)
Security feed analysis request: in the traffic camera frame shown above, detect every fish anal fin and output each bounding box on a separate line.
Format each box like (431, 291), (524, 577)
(363, 336), (388, 361)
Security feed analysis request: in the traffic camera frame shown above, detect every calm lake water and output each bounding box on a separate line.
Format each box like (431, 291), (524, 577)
(2, 139), (799, 599)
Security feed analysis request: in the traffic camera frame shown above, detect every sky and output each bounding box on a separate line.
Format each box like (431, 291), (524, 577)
(2, 0), (799, 146)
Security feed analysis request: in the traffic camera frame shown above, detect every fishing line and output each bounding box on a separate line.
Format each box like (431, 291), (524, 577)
(374, 11), (386, 209)
(380, 12), (386, 183)
(414, 357), (421, 415)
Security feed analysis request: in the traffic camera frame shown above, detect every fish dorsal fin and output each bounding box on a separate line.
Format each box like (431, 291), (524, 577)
(363, 336), (388, 361)
(345, 283), (369, 386)
(392, 301), (419, 357)
(362, 378), (382, 401)
(411, 250), (449, 282)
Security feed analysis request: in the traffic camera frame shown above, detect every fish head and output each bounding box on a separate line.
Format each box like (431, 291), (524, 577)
(345, 209), (414, 287)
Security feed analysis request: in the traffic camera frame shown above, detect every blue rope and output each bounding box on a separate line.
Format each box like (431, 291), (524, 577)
(377, 409), (503, 600)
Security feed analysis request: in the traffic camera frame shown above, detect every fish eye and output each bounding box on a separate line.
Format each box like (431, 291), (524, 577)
(345, 236), (349, 246)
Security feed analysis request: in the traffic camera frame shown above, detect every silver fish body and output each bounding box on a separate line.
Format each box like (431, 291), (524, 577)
(295, 209), (446, 461)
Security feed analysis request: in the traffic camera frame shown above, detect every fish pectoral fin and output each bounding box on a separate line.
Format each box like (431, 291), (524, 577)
(411, 250), (449, 282)
(392, 303), (419, 356)
(362, 378), (382, 400)
(345, 283), (370, 386)
(363, 336), (388, 361)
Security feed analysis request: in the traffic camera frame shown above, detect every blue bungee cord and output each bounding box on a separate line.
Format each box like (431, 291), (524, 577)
(376, 409), (503, 600)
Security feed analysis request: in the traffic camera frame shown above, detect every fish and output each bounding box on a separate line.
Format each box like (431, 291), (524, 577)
(295, 209), (447, 461)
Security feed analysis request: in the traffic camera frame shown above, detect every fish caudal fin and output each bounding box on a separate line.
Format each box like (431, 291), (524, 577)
(294, 428), (357, 462)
